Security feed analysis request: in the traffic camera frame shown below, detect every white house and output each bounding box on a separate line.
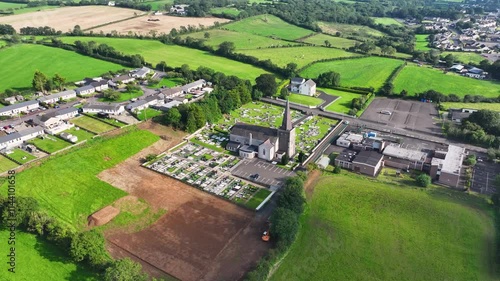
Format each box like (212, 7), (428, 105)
(75, 85), (96, 97)
(290, 77), (316, 96)
(83, 104), (125, 115)
(131, 67), (152, 79)
(170, 4), (189, 15)
(0, 100), (39, 116)
(181, 79), (206, 93)
(126, 95), (161, 112)
(34, 107), (78, 134)
(38, 90), (77, 104)
(90, 80), (109, 92)
(0, 126), (44, 150)
(111, 75), (135, 86)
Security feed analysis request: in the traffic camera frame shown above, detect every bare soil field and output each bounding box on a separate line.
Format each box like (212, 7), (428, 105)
(100, 122), (270, 281)
(0, 6), (143, 32)
(89, 15), (231, 35)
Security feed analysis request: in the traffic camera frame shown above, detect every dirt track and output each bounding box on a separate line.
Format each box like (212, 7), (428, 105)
(100, 122), (270, 281)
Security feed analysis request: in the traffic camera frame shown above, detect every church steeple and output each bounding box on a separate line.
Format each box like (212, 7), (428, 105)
(281, 99), (292, 131)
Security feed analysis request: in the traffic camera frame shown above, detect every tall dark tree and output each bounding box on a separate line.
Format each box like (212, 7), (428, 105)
(277, 177), (305, 215)
(317, 71), (341, 88)
(217, 41), (236, 56)
(270, 207), (299, 248)
(255, 74), (277, 97)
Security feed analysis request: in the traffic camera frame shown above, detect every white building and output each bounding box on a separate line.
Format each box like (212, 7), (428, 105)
(38, 90), (77, 104)
(0, 126), (44, 150)
(0, 100), (39, 116)
(290, 77), (316, 96)
(75, 85), (96, 97)
(126, 95), (162, 112)
(181, 79), (206, 93)
(83, 104), (125, 115)
(34, 107), (78, 134)
(131, 67), (152, 79)
(336, 133), (364, 148)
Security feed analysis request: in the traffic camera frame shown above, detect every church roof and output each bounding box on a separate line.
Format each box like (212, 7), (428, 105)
(230, 123), (278, 142)
(281, 100), (293, 131)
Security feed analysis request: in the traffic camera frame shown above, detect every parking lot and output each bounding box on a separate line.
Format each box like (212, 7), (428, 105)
(232, 158), (296, 187)
(471, 159), (500, 195)
(360, 98), (441, 135)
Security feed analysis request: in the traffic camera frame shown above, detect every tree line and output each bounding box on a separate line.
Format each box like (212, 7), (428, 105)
(444, 109), (500, 148)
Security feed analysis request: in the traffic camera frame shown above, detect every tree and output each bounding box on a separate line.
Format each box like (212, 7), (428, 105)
(204, 32), (210, 39)
(104, 258), (148, 281)
(1, 196), (39, 228)
(270, 207), (299, 248)
(381, 45), (396, 55)
(333, 165), (341, 174)
(284, 63), (298, 78)
(32, 70), (48, 93)
(103, 90), (121, 101)
(0, 24), (15, 35)
(279, 87), (289, 99)
(277, 177), (305, 215)
(316, 71), (340, 88)
(297, 151), (306, 163)
(185, 111), (197, 133)
(52, 74), (66, 91)
(255, 74), (277, 97)
(463, 154), (476, 166)
(324, 40), (331, 47)
(156, 61), (168, 72)
(164, 107), (182, 128)
(415, 174), (431, 187)
(217, 41), (236, 56)
(280, 153), (290, 165)
(70, 230), (110, 267)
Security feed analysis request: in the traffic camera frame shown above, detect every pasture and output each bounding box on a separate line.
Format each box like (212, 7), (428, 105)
(318, 22), (384, 38)
(371, 17), (403, 26)
(288, 93), (323, 106)
(441, 102), (500, 112)
(301, 33), (359, 49)
(60, 37), (268, 81)
(0, 128), (160, 228)
(240, 46), (359, 68)
(71, 115), (117, 134)
(321, 88), (363, 114)
(415, 34), (431, 51)
(393, 64), (500, 97)
(224, 14), (314, 40)
(0, 44), (124, 93)
(301, 57), (404, 90)
(0, 155), (18, 173)
(270, 172), (497, 281)
(29, 135), (72, 153)
(210, 7), (240, 16)
(442, 51), (486, 64)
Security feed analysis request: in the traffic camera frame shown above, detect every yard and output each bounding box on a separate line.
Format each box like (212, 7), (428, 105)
(301, 33), (359, 49)
(29, 135), (72, 153)
(62, 127), (96, 142)
(71, 115), (117, 134)
(148, 77), (184, 89)
(301, 57), (404, 90)
(6, 148), (36, 164)
(98, 89), (143, 102)
(135, 108), (163, 121)
(270, 172), (497, 281)
(393, 64), (500, 97)
(288, 93), (323, 106)
(321, 88), (367, 114)
(0, 155), (18, 173)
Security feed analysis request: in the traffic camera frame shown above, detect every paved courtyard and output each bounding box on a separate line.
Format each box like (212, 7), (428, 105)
(471, 159), (500, 195)
(232, 158), (296, 187)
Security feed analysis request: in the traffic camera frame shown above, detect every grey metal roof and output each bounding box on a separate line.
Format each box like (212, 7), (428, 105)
(38, 90), (76, 102)
(127, 100), (148, 109)
(291, 77), (305, 84)
(0, 100), (39, 114)
(181, 79), (205, 91)
(352, 150), (383, 167)
(76, 85), (95, 92)
(161, 87), (183, 97)
(84, 104), (122, 111)
(231, 123), (278, 143)
(134, 67), (151, 77)
(18, 126), (44, 137)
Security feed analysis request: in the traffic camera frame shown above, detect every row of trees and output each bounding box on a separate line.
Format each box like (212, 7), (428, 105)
(32, 70), (66, 93)
(444, 110), (500, 148)
(20, 26), (62, 36)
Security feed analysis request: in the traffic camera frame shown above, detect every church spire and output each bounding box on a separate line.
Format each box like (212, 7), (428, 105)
(281, 99), (292, 131)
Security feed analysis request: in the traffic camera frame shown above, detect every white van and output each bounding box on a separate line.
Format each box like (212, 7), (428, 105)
(380, 110), (392, 115)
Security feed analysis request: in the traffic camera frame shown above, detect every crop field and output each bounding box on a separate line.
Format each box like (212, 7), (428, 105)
(442, 51), (486, 64)
(288, 93), (323, 106)
(60, 37), (268, 81)
(371, 17), (403, 26)
(7, 148), (36, 164)
(301, 57), (404, 90)
(0, 155), (18, 173)
(0, 230), (98, 281)
(441, 102), (500, 112)
(270, 172), (496, 281)
(0, 44), (123, 93)
(318, 22), (384, 38)
(0, 129), (160, 228)
(0, 6), (143, 32)
(210, 7), (240, 16)
(62, 127), (96, 142)
(71, 115), (117, 134)
(225, 14), (314, 40)
(321, 88), (364, 114)
(30, 135), (72, 153)
(90, 15), (230, 35)
(415, 34), (431, 51)
(181, 29), (291, 50)
(301, 33), (359, 49)
(240, 46), (359, 68)
(393, 64), (500, 97)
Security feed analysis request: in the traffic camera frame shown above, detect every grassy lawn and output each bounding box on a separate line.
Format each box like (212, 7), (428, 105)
(0, 129), (160, 228)
(301, 57), (404, 90)
(318, 22), (384, 38)
(59, 37), (268, 82)
(393, 64), (500, 97)
(245, 188), (272, 209)
(98, 90), (143, 102)
(270, 172), (497, 281)
(145, 0), (173, 10)
(210, 7), (240, 16)
(61, 127), (96, 142)
(240, 46), (359, 68)
(442, 51), (487, 64)
(7, 148), (36, 164)
(0, 230), (98, 280)
(371, 17), (403, 26)
(288, 93), (323, 106)
(181, 29), (290, 50)
(71, 115), (117, 134)
(148, 77), (184, 88)
(441, 102), (500, 112)
(301, 33), (359, 49)
(321, 88), (365, 114)
(0, 44), (124, 93)
(136, 107), (163, 121)
(30, 135), (72, 153)
(224, 14), (314, 40)
(0, 155), (18, 172)
(0, 40), (7, 47)
(415, 34), (432, 51)
(0, 1), (26, 9)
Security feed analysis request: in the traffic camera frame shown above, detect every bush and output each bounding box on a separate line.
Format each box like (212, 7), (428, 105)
(70, 230), (111, 268)
(463, 154), (477, 166)
(333, 165), (341, 174)
(270, 207), (299, 248)
(415, 174), (431, 187)
(104, 258), (148, 281)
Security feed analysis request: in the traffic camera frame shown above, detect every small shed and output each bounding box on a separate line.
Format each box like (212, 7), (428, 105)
(87, 206), (120, 226)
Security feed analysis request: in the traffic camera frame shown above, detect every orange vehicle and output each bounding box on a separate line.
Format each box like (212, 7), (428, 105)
(261, 230), (270, 242)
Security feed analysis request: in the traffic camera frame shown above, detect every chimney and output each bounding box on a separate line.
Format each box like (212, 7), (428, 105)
(249, 133), (253, 146)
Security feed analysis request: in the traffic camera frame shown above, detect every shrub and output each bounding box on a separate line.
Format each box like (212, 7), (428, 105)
(415, 174), (431, 187)
(104, 258), (148, 281)
(70, 230), (111, 268)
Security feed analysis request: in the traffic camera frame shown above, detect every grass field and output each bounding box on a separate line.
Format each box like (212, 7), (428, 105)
(301, 57), (404, 90)
(210, 7), (240, 16)
(59, 37), (268, 82)
(136, 108), (163, 121)
(301, 33), (359, 49)
(441, 102), (500, 112)
(0, 129), (160, 228)
(415, 34), (432, 51)
(318, 22), (385, 38)
(393, 64), (500, 97)
(62, 127), (96, 142)
(0, 230), (98, 281)
(0, 1), (26, 10)
(371, 17), (403, 26)
(0, 44), (124, 93)
(7, 148), (36, 164)
(288, 93), (323, 106)
(148, 77), (184, 88)
(145, 0), (173, 10)
(224, 14), (314, 40)
(71, 115), (117, 134)
(181, 29), (291, 50)
(98, 90), (143, 102)
(0, 40), (7, 47)
(321, 88), (364, 114)
(240, 46), (359, 68)
(245, 188), (272, 209)
(270, 172), (497, 281)
(30, 135), (72, 153)
(442, 51), (486, 64)
(0, 155), (18, 173)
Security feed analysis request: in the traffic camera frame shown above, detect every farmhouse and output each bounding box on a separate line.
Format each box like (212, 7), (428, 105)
(75, 85), (96, 96)
(0, 100), (39, 116)
(383, 144), (428, 171)
(0, 126), (44, 151)
(83, 104), (125, 115)
(38, 90), (77, 104)
(110, 74), (135, 86)
(227, 100), (296, 161)
(182, 79), (206, 93)
(430, 145), (466, 188)
(34, 107), (78, 134)
(290, 77), (316, 96)
(161, 87), (183, 98)
(131, 67), (152, 79)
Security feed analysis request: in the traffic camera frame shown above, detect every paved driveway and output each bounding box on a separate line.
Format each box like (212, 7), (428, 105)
(232, 158), (295, 187)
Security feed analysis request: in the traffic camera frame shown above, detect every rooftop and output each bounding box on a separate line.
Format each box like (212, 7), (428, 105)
(440, 145), (465, 175)
(38, 90), (76, 102)
(0, 100), (39, 114)
(352, 150), (383, 167)
(383, 145), (428, 162)
(181, 79), (206, 92)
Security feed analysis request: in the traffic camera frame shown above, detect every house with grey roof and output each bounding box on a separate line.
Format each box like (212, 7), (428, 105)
(161, 87), (183, 98)
(75, 85), (96, 97)
(38, 90), (77, 104)
(290, 77), (316, 96)
(131, 67), (152, 79)
(34, 107), (78, 134)
(111, 75), (135, 86)
(0, 126), (44, 150)
(126, 95), (162, 112)
(83, 104), (125, 115)
(181, 79), (206, 93)
(0, 100), (39, 116)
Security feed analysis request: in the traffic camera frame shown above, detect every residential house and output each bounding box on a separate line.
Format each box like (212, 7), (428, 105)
(83, 104), (125, 115)
(37, 90), (77, 105)
(290, 77), (316, 96)
(0, 126), (44, 151)
(75, 85), (96, 97)
(33, 107), (78, 134)
(131, 67), (152, 79)
(0, 100), (39, 116)
(110, 75), (135, 86)
(181, 79), (206, 93)
(161, 86), (183, 98)
(126, 95), (162, 112)
(90, 80), (109, 92)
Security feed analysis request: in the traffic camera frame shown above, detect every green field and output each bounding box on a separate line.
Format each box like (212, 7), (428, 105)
(302, 57), (404, 90)
(240, 46), (359, 68)
(441, 102), (500, 112)
(71, 115), (117, 134)
(270, 172), (497, 281)
(321, 88), (364, 114)
(415, 34), (431, 51)
(0, 40), (7, 47)
(136, 108), (163, 121)
(301, 33), (359, 49)
(225, 14), (314, 40)
(62, 127), (96, 142)
(60, 37), (268, 82)
(0, 230), (98, 281)
(393, 64), (500, 97)
(0, 129), (160, 228)
(245, 188), (272, 209)
(98, 90), (143, 102)
(0, 1), (26, 10)
(149, 77), (184, 88)
(318, 22), (384, 38)
(30, 135), (72, 153)
(0, 155), (18, 173)
(0, 44), (124, 93)
(7, 148), (36, 164)
(371, 17), (403, 26)
(442, 51), (487, 64)
(181, 29), (291, 50)
(288, 93), (323, 106)
(210, 7), (240, 16)
(145, 0), (173, 10)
